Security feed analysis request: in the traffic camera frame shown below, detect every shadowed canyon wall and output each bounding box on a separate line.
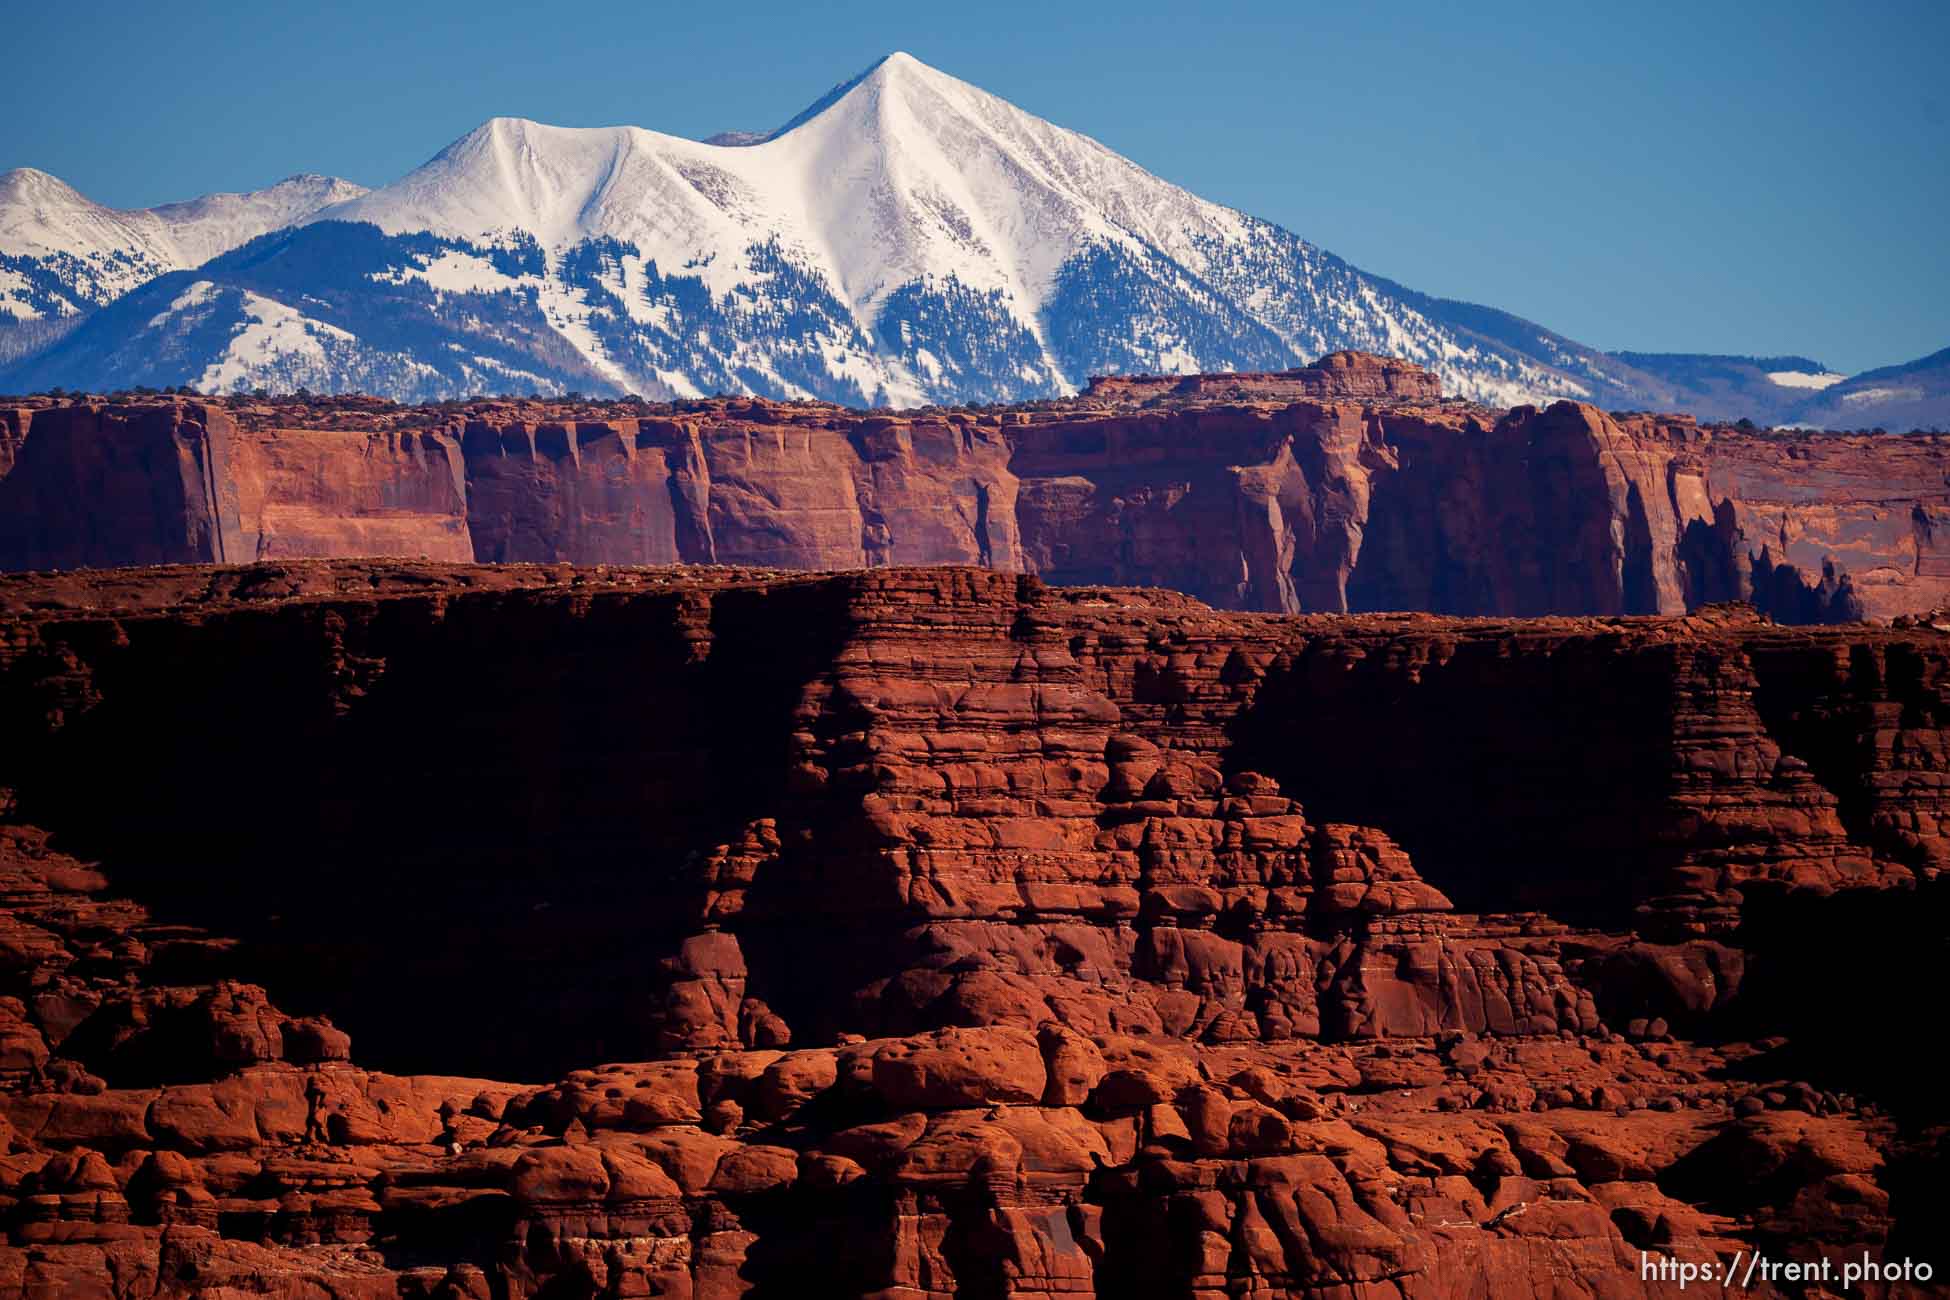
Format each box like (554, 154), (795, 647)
(5, 353), (1947, 622)
(0, 561), (1945, 1296)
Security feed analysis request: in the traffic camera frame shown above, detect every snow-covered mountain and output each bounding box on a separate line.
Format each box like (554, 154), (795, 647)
(1, 53), (1942, 425)
(0, 169), (366, 320)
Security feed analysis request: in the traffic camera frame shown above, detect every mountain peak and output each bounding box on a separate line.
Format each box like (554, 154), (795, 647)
(270, 172), (365, 193)
(457, 115), (551, 148)
(766, 50), (948, 140)
(765, 59), (885, 140)
(870, 50), (929, 79)
(0, 167), (90, 208)
(860, 50), (972, 99)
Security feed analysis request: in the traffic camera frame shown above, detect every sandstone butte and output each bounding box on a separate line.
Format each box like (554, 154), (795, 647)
(4, 351), (1949, 624)
(0, 559), (1945, 1297)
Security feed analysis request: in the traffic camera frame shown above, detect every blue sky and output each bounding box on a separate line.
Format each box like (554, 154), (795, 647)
(6, 0), (1944, 374)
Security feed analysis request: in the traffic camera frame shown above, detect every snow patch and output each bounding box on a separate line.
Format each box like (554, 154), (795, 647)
(0, 267), (42, 319)
(196, 291), (356, 391)
(1767, 370), (1847, 390)
(146, 279), (219, 329)
(372, 249), (531, 295)
(1840, 386), (1924, 404)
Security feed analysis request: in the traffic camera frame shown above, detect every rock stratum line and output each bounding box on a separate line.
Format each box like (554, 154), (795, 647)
(5, 353), (1948, 623)
(0, 560), (1944, 1296)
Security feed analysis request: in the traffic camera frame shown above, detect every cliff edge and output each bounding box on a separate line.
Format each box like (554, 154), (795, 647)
(5, 353), (1947, 622)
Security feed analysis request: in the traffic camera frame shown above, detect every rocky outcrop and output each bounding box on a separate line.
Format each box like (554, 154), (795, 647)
(1078, 350), (1443, 404)
(0, 561), (1944, 1297)
(5, 356), (1948, 623)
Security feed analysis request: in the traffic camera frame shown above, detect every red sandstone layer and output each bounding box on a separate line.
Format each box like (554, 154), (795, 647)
(0, 562), (1943, 1297)
(4, 353), (1947, 623)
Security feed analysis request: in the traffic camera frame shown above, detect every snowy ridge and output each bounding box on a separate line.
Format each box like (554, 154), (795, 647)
(308, 52), (1195, 330)
(0, 169), (367, 319)
(281, 52), (1582, 405)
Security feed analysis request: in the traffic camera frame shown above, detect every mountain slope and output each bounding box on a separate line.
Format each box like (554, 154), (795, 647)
(0, 224), (605, 401)
(1597, 351), (1845, 425)
(0, 168), (368, 321)
(3, 53), (1942, 423)
(1783, 346), (1950, 431)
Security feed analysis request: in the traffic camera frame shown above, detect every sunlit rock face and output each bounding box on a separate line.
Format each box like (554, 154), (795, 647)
(7, 353), (1949, 622)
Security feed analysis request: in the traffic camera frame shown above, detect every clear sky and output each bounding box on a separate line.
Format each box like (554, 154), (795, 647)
(6, 0), (1945, 374)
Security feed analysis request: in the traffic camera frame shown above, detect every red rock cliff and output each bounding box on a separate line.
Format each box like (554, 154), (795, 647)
(3, 353), (1948, 622)
(0, 562), (1943, 1297)
(0, 401), (471, 569)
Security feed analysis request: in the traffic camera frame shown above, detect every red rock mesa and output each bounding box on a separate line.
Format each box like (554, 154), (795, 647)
(5, 352), (1947, 622)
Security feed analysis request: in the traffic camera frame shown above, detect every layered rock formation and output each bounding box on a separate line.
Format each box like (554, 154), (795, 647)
(6, 352), (1949, 622)
(0, 561), (1944, 1297)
